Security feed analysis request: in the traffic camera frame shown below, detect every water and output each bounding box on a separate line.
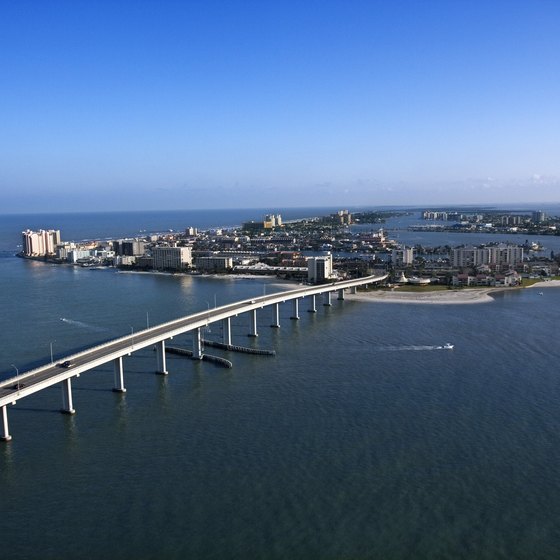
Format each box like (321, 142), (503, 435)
(1, 209), (560, 559)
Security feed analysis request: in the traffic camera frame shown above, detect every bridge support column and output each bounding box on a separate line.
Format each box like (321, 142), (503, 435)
(192, 328), (203, 359)
(60, 378), (76, 415)
(338, 288), (345, 300)
(222, 318), (232, 345)
(350, 286), (357, 294)
(308, 294), (317, 313)
(1, 406), (11, 442)
(156, 340), (168, 374)
(323, 292), (332, 306)
(290, 298), (300, 320)
(113, 357), (126, 392)
(270, 303), (280, 328)
(248, 309), (258, 337)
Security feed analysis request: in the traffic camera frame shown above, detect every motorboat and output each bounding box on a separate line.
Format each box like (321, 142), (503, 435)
(443, 343), (454, 350)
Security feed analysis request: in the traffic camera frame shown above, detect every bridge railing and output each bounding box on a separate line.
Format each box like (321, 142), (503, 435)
(1, 274), (387, 386)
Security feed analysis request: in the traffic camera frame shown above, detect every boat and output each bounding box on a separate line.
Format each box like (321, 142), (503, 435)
(443, 343), (454, 350)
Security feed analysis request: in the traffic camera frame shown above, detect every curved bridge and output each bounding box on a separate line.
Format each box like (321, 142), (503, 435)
(0, 273), (387, 440)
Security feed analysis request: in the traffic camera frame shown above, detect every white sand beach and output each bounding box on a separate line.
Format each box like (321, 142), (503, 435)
(347, 280), (560, 304)
(347, 287), (510, 305)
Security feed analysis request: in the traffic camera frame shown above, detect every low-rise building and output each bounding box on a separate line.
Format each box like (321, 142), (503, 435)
(195, 256), (233, 272)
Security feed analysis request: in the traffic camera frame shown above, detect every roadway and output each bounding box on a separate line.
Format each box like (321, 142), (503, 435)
(0, 274), (387, 409)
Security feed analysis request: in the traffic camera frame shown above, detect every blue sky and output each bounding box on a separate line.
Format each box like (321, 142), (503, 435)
(1, 0), (559, 213)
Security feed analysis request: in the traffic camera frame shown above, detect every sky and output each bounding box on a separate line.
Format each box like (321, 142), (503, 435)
(1, 0), (559, 213)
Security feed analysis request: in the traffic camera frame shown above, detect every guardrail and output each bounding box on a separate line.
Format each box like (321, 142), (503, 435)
(1, 274), (387, 387)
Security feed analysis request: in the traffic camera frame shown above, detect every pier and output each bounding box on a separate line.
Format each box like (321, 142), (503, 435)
(0, 274), (387, 440)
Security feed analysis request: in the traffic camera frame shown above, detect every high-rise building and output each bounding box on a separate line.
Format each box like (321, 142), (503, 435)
(263, 214), (282, 229)
(21, 229), (61, 256)
(307, 254), (333, 283)
(451, 245), (524, 269)
(392, 246), (414, 266)
(152, 246), (193, 271)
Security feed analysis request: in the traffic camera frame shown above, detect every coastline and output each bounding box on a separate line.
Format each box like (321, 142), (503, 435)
(347, 281), (560, 304)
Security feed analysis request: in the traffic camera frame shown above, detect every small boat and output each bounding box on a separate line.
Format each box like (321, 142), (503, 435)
(443, 343), (454, 350)
(538, 292), (544, 296)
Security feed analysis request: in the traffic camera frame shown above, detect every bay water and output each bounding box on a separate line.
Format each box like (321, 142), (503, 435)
(1, 209), (560, 559)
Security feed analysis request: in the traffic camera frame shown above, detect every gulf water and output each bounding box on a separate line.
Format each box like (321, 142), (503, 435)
(1, 209), (560, 559)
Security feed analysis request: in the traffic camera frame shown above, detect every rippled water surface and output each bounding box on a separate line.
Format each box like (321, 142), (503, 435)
(1, 212), (560, 559)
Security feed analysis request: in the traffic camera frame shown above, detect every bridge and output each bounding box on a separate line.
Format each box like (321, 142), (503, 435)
(0, 274), (387, 441)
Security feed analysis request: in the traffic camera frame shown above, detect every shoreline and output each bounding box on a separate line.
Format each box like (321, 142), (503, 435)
(346, 282), (560, 305)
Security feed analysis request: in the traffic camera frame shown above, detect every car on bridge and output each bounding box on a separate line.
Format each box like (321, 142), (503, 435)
(58, 360), (74, 368)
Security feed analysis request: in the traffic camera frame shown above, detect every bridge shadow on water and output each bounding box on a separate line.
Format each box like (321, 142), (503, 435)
(11, 406), (61, 414)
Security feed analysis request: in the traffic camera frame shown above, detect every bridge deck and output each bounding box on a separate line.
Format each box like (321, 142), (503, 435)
(0, 274), (387, 410)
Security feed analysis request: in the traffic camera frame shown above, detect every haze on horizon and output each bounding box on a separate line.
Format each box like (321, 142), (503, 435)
(1, 0), (559, 214)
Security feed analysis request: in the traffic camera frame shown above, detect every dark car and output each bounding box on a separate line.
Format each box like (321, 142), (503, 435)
(59, 360), (73, 368)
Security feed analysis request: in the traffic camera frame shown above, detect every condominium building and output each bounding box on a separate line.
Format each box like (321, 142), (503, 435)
(263, 214), (282, 229)
(195, 256), (234, 272)
(152, 246), (193, 271)
(22, 229), (61, 256)
(392, 246), (414, 266)
(451, 244), (524, 269)
(307, 254), (333, 283)
(113, 239), (146, 256)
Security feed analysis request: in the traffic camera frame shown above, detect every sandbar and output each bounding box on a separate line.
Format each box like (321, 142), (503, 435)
(347, 287), (510, 305)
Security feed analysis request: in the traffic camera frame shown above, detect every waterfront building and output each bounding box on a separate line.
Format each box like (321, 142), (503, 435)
(195, 256), (234, 272)
(152, 246), (193, 271)
(263, 214), (282, 229)
(113, 239), (146, 256)
(422, 211), (448, 220)
(307, 254), (333, 283)
(532, 211), (547, 223)
(114, 255), (136, 266)
(56, 243), (76, 260)
(331, 210), (352, 225)
(68, 249), (93, 263)
(392, 246), (414, 266)
(451, 244), (524, 269)
(22, 229), (61, 256)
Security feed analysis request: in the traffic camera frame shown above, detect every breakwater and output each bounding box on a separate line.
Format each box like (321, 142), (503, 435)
(201, 339), (276, 356)
(165, 346), (233, 368)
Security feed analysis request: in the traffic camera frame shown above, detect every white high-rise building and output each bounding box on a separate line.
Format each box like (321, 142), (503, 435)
(392, 246), (414, 266)
(451, 245), (524, 269)
(307, 254), (333, 283)
(22, 229), (61, 256)
(152, 246), (193, 271)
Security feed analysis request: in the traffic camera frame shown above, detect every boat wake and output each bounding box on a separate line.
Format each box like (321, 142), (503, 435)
(377, 344), (454, 352)
(60, 318), (108, 332)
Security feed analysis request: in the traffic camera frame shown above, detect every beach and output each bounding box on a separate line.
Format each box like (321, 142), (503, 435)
(347, 280), (560, 304)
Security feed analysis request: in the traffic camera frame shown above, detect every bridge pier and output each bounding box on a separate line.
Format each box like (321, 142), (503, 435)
(350, 286), (357, 294)
(338, 288), (345, 300)
(1, 406), (11, 442)
(248, 309), (258, 337)
(222, 318), (232, 345)
(156, 340), (168, 374)
(308, 294), (317, 313)
(192, 327), (203, 359)
(290, 298), (300, 320)
(270, 303), (280, 328)
(113, 357), (126, 392)
(60, 378), (76, 415)
(323, 292), (332, 306)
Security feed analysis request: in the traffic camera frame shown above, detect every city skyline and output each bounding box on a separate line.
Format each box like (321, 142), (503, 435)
(2, 0), (559, 213)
